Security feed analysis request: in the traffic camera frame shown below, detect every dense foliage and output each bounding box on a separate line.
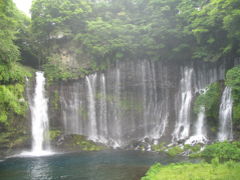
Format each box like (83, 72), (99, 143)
(30, 0), (240, 81)
(194, 82), (222, 119)
(145, 141), (240, 179)
(226, 66), (240, 123)
(201, 141), (240, 161)
(0, 83), (27, 124)
(0, 0), (32, 117)
(0, 0), (20, 65)
(0, 0), (33, 155)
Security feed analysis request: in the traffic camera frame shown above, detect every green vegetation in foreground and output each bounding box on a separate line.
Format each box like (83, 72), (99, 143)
(145, 142), (240, 180)
(201, 141), (240, 161)
(141, 160), (240, 180)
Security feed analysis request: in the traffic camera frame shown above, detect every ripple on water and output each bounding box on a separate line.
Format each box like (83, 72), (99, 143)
(0, 150), (190, 180)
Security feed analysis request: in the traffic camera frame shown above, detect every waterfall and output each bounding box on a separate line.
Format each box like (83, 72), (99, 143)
(86, 73), (98, 141)
(141, 61), (148, 136)
(172, 67), (193, 142)
(218, 87), (233, 141)
(21, 72), (52, 156)
(56, 60), (233, 148)
(98, 74), (108, 143)
(185, 107), (208, 145)
(148, 62), (169, 141)
(113, 67), (122, 146)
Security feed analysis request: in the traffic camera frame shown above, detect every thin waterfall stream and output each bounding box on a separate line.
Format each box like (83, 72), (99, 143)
(185, 107), (208, 145)
(218, 86), (233, 141)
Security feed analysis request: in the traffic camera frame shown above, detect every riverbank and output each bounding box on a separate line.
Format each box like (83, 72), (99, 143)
(142, 141), (240, 180)
(141, 160), (240, 180)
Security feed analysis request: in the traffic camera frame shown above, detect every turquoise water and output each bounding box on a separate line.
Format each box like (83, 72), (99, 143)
(0, 151), (189, 180)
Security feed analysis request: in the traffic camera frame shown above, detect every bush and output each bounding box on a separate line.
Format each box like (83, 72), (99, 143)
(194, 82), (221, 119)
(167, 146), (184, 156)
(141, 163), (162, 180)
(152, 143), (167, 152)
(226, 66), (240, 123)
(0, 63), (32, 84)
(0, 84), (28, 125)
(201, 141), (240, 161)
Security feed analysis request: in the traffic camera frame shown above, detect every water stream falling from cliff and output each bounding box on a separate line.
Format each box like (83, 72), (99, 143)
(21, 72), (52, 156)
(172, 67), (193, 142)
(185, 107), (208, 145)
(86, 73), (98, 141)
(98, 74), (108, 143)
(218, 87), (233, 141)
(57, 60), (234, 147)
(113, 67), (122, 146)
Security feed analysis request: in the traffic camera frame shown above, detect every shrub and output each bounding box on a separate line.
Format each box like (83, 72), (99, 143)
(0, 84), (28, 124)
(167, 146), (184, 156)
(226, 66), (240, 123)
(201, 141), (240, 161)
(194, 82), (221, 119)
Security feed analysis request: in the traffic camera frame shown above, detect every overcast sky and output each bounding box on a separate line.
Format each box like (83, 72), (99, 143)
(13, 0), (32, 16)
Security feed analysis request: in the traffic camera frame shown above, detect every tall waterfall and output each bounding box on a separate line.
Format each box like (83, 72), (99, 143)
(98, 74), (108, 143)
(172, 67), (193, 142)
(218, 87), (233, 141)
(86, 74), (98, 141)
(113, 67), (122, 146)
(22, 72), (52, 156)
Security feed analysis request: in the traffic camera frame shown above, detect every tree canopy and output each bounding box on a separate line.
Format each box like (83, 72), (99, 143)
(30, 0), (240, 65)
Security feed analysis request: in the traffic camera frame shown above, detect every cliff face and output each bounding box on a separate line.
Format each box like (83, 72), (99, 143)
(1, 58), (237, 157)
(46, 58), (236, 149)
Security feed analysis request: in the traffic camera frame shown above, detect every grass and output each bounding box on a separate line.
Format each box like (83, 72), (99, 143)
(141, 160), (240, 180)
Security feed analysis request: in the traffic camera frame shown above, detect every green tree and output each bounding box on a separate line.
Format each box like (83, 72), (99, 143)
(0, 0), (20, 65)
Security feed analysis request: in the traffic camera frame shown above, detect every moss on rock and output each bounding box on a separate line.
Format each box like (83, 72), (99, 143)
(53, 134), (107, 152)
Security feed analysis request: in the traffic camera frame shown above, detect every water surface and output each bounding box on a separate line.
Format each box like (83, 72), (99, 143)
(0, 151), (189, 180)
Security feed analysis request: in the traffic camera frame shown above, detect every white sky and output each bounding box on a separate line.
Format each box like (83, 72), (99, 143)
(13, 0), (32, 16)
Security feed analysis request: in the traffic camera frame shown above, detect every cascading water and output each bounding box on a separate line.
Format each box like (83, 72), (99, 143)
(86, 73), (98, 141)
(22, 72), (52, 156)
(218, 87), (233, 141)
(59, 61), (172, 147)
(113, 67), (122, 146)
(98, 74), (108, 143)
(185, 107), (208, 145)
(172, 67), (193, 142)
(57, 60), (234, 148)
(147, 62), (169, 141)
(185, 62), (226, 144)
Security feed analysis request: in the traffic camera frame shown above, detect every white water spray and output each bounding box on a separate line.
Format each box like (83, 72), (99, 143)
(185, 107), (208, 145)
(172, 67), (193, 142)
(98, 74), (108, 143)
(86, 73), (98, 141)
(21, 72), (52, 156)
